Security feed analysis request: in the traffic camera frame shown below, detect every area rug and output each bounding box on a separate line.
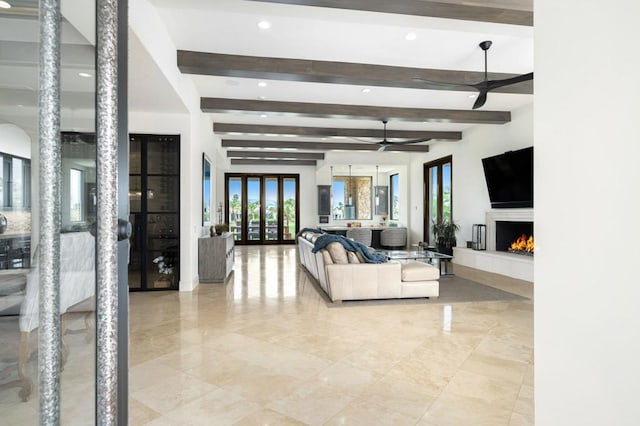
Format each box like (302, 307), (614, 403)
(306, 272), (528, 307)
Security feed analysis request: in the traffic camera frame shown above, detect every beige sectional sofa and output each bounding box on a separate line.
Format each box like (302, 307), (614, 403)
(297, 231), (439, 302)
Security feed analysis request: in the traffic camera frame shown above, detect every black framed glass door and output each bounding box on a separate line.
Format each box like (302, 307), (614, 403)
(225, 173), (299, 244)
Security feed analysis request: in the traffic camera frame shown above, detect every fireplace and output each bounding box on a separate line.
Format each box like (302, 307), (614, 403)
(496, 221), (533, 252)
(485, 208), (533, 252)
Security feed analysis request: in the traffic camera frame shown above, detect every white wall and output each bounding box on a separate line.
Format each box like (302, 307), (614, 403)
(535, 1), (640, 424)
(407, 104), (533, 247)
(317, 152), (412, 228)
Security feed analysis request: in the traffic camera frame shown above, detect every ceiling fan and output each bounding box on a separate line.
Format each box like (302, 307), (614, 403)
(354, 120), (431, 152)
(417, 40), (533, 110)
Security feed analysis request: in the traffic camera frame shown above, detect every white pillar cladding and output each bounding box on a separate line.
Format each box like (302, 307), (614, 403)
(38, 0), (62, 424)
(96, 0), (120, 424)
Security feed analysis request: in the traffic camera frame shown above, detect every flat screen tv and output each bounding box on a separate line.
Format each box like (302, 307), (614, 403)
(481, 146), (533, 208)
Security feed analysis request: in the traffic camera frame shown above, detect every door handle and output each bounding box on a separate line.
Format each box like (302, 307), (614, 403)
(117, 219), (132, 241)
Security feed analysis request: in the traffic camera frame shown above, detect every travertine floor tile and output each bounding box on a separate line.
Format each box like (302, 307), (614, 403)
(1, 245), (534, 423)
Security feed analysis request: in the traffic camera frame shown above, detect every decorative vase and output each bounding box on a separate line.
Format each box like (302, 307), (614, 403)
(0, 213), (7, 234)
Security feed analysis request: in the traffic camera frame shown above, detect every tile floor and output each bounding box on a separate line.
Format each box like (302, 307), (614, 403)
(0, 244), (534, 425)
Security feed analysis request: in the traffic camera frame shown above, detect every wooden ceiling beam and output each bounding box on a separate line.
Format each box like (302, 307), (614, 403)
(202, 98), (510, 125)
(221, 139), (430, 153)
(178, 51), (533, 95)
(226, 150), (325, 160)
(231, 159), (317, 166)
(214, 123), (461, 140)
(245, 0), (532, 26)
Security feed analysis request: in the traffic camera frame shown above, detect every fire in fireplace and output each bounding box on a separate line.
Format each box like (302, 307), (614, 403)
(509, 234), (535, 255)
(495, 220), (533, 253)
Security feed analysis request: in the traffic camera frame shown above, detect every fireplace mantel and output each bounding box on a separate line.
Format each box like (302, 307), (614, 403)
(486, 208), (533, 251)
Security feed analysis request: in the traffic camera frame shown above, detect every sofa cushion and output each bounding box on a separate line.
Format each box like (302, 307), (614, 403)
(401, 261), (440, 282)
(326, 242), (349, 264)
(321, 249), (334, 265)
(347, 251), (360, 264)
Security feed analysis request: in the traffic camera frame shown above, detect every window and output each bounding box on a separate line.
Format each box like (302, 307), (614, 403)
(424, 156), (452, 244)
(0, 152), (31, 210)
(390, 173), (400, 220)
(332, 175), (372, 220)
(69, 168), (84, 222)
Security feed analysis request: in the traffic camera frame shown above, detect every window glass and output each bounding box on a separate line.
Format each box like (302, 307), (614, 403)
(70, 168), (84, 222)
(390, 173), (400, 220)
(332, 176), (372, 220)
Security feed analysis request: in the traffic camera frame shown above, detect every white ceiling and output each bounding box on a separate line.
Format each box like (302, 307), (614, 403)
(0, 0), (534, 156)
(145, 0), (534, 151)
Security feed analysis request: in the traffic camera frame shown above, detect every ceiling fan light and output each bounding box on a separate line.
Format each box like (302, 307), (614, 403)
(0, 1), (11, 9)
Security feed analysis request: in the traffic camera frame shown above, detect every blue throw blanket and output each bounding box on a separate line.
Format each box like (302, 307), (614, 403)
(312, 234), (388, 264)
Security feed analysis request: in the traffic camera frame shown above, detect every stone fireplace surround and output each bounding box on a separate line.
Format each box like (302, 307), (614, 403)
(452, 208), (533, 282)
(486, 208), (534, 251)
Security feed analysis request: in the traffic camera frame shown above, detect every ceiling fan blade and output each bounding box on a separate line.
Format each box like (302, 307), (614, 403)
(486, 72), (534, 90)
(472, 91), (488, 109)
(347, 137), (377, 144)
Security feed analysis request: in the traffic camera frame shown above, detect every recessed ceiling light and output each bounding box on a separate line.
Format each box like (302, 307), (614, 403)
(405, 32), (417, 41)
(17, 104), (23, 108)
(258, 81), (267, 88)
(0, 1), (11, 9)
(78, 72), (92, 78)
(260, 114), (267, 118)
(361, 88), (371, 93)
(258, 20), (271, 30)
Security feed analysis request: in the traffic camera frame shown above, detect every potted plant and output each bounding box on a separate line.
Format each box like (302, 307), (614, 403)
(432, 219), (460, 256)
(214, 223), (229, 236)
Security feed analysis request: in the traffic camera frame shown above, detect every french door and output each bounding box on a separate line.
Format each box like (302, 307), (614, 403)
(0, 0), (130, 424)
(225, 174), (299, 244)
(424, 156), (453, 245)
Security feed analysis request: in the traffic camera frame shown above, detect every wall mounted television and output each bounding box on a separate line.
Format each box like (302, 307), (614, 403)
(481, 146), (533, 208)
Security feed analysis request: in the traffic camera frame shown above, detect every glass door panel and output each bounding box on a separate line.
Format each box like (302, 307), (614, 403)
(282, 178), (297, 241)
(442, 162), (452, 222)
(264, 177), (278, 241)
(128, 135), (180, 291)
(146, 176), (179, 213)
(228, 177), (242, 241)
(429, 166), (438, 244)
(247, 178), (261, 241)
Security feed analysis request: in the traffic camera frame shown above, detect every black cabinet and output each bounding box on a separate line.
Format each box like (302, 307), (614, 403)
(128, 134), (180, 291)
(317, 185), (331, 216)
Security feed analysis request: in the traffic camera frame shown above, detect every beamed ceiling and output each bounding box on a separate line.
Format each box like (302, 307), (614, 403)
(152, 0), (534, 165)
